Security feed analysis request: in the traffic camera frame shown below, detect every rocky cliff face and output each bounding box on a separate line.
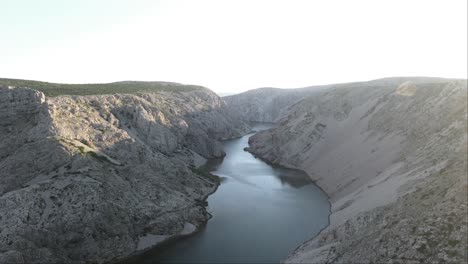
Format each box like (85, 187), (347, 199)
(0, 86), (249, 263)
(245, 78), (467, 263)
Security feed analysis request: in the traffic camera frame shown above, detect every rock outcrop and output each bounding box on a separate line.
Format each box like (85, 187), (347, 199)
(0, 85), (249, 263)
(243, 78), (467, 263)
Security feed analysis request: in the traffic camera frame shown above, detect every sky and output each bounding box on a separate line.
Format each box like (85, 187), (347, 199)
(1, 0), (467, 94)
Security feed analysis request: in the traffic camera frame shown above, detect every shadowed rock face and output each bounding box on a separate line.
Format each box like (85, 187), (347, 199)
(0, 86), (249, 263)
(240, 78), (467, 263)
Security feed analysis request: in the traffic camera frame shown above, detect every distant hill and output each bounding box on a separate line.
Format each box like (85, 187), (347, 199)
(224, 77), (457, 122)
(0, 78), (202, 97)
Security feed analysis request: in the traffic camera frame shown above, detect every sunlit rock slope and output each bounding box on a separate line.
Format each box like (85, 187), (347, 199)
(242, 77), (467, 263)
(0, 84), (248, 263)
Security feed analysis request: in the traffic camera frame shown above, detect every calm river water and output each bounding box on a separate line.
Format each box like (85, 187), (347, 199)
(139, 123), (329, 263)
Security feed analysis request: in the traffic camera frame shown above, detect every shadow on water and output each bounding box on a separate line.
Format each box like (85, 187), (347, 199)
(133, 122), (330, 263)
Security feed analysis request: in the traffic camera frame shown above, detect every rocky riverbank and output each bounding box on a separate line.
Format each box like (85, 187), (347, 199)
(0, 85), (249, 263)
(235, 77), (468, 263)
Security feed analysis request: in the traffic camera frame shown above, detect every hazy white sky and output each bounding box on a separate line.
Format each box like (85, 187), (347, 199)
(1, 0), (466, 94)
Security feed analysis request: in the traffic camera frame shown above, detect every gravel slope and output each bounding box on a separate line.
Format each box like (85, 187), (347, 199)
(242, 78), (467, 263)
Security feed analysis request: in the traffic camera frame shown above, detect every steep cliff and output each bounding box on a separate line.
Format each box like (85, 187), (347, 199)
(246, 78), (467, 263)
(0, 85), (249, 263)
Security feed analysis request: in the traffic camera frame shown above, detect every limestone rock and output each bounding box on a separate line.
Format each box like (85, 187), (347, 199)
(237, 78), (467, 263)
(0, 86), (249, 263)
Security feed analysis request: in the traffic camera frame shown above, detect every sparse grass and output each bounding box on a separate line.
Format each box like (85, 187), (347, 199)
(0, 78), (202, 97)
(446, 249), (459, 257)
(446, 223), (454, 233)
(88, 151), (110, 162)
(78, 146), (86, 154)
(76, 145), (108, 162)
(79, 138), (94, 148)
(447, 239), (460, 247)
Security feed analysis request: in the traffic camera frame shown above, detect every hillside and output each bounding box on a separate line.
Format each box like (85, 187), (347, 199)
(223, 77), (451, 122)
(2, 76), (466, 263)
(241, 78), (467, 263)
(223, 87), (321, 122)
(0, 84), (249, 263)
(0, 78), (202, 97)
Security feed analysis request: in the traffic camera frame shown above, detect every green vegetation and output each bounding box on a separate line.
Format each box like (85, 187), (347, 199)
(446, 249), (459, 258)
(75, 144), (114, 164)
(78, 146), (86, 154)
(0, 78), (202, 97)
(88, 151), (111, 163)
(447, 239), (460, 247)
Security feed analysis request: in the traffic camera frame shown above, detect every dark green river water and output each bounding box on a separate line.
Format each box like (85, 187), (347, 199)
(138, 123), (330, 263)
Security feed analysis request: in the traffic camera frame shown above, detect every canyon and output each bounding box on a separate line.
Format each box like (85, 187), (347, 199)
(0, 83), (248, 263)
(233, 77), (467, 263)
(0, 77), (466, 263)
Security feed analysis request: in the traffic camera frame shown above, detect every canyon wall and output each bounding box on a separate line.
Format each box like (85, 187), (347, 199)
(223, 87), (322, 122)
(223, 77), (447, 123)
(0, 86), (249, 263)
(240, 78), (467, 263)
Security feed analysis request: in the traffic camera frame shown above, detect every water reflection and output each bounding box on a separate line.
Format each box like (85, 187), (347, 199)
(136, 123), (329, 263)
(211, 129), (312, 189)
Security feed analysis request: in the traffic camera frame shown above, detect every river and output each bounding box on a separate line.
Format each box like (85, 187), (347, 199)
(137, 123), (330, 263)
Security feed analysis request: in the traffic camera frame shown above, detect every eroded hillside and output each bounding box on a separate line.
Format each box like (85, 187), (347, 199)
(0, 85), (249, 263)
(223, 77), (451, 123)
(243, 78), (467, 263)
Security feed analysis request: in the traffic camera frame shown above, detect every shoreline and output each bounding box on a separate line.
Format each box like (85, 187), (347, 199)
(245, 141), (333, 262)
(111, 170), (221, 264)
(118, 125), (331, 264)
(112, 129), (253, 264)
